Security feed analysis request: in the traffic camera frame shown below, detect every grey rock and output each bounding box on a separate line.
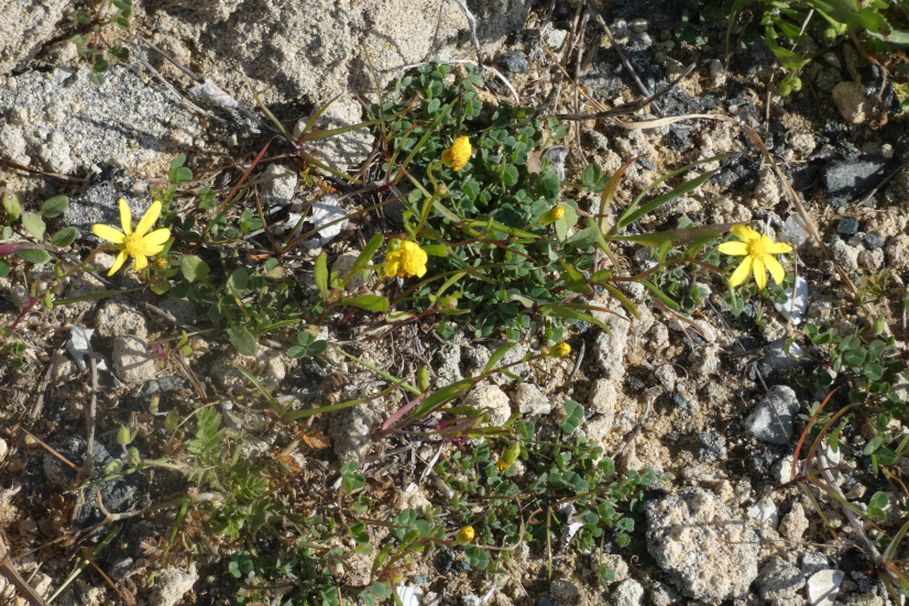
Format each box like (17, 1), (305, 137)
(823, 156), (887, 206)
(806, 569), (844, 606)
(302, 97), (375, 173)
(95, 299), (148, 340)
(779, 502), (809, 541)
(864, 232), (885, 249)
(782, 213), (812, 248)
(758, 557), (805, 601)
(646, 488), (760, 601)
(611, 579), (644, 606)
(0, 66), (202, 175)
(593, 309), (631, 382)
(766, 339), (805, 370)
(502, 51), (529, 74)
(745, 385), (801, 445)
(831, 237), (861, 272)
(66, 176), (150, 231)
(648, 581), (680, 606)
(0, 0), (69, 74)
(150, 565), (198, 606)
(260, 164), (298, 208)
(801, 551), (830, 576)
(747, 494), (778, 526)
(832, 81), (869, 124)
(112, 336), (157, 386)
(600, 554), (629, 583)
(512, 383), (552, 417)
(698, 433), (727, 462)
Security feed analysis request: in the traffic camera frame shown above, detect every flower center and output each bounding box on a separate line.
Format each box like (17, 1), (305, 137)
(747, 235), (772, 258)
(123, 232), (145, 256)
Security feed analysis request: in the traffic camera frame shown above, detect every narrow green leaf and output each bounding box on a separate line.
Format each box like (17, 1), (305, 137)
(314, 252), (329, 300)
(618, 169), (718, 230)
(339, 295), (389, 312)
(484, 342), (516, 373)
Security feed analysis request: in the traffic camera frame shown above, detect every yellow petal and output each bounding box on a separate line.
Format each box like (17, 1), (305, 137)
(752, 257), (767, 290)
(718, 241), (749, 256)
(107, 250), (128, 276)
(765, 255), (786, 285)
(133, 255), (149, 271)
(135, 200), (162, 236)
(119, 198), (133, 235)
(92, 224), (125, 244)
(768, 241), (793, 254)
(729, 256), (753, 288)
(143, 228), (171, 248)
(731, 224), (760, 242)
(416, 264), (427, 278)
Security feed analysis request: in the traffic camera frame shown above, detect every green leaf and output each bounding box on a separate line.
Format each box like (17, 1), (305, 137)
(21, 212), (46, 240)
(502, 164), (519, 187)
(358, 583), (391, 606)
(539, 304), (609, 332)
(0, 260), (9, 277)
(314, 252), (329, 301)
(227, 325), (257, 356)
(537, 169), (560, 202)
(484, 342), (516, 373)
(2, 192), (22, 221)
(180, 255), (210, 283)
(40, 195), (69, 218)
(16, 248), (51, 265)
(339, 295), (389, 312)
(227, 267), (249, 294)
(50, 227), (77, 248)
(806, 0), (890, 33)
(617, 169), (718, 230)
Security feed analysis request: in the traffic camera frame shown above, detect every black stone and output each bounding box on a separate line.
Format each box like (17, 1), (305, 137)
(836, 218), (860, 236)
(698, 433), (728, 462)
(665, 126), (692, 151)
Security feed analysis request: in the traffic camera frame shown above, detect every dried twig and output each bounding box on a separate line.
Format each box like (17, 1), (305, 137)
(0, 534), (47, 606)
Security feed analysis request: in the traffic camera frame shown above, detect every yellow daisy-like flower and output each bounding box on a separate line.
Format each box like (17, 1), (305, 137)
(441, 136), (472, 171)
(719, 225), (793, 290)
(456, 525), (476, 543)
(91, 198), (171, 276)
(384, 240), (428, 279)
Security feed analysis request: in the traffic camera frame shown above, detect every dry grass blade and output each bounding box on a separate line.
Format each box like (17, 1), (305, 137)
(0, 534), (47, 606)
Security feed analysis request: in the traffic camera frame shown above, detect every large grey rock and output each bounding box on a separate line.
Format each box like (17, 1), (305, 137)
(745, 385), (801, 445)
(95, 299), (149, 340)
(0, 0), (69, 75)
(823, 156), (887, 206)
(146, 0), (532, 106)
(150, 565), (198, 606)
(646, 487), (760, 602)
(757, 556), (805, 601)
(0, 66), (202, 175)
(112, 335), (157, 386)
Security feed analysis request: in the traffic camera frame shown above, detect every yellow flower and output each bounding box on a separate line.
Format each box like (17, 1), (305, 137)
(551, 342), (571, 358)
(496, 458), (510, 472)
(456, 525), (476, 543)
(384, 240), (428, 279)
(719, 225), (793, 290)
(91, 198), (171, 276)
(550, 205), (565, 220)
(442, 136), (472, 171)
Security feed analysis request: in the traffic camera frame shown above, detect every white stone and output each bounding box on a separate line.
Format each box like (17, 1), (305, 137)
(512, 383), (552, 417)
(463, 383), (512, 426)
(806, 569), (844, 606)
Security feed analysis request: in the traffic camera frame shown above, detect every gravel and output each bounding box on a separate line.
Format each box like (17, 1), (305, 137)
(757, 556), (806, 601)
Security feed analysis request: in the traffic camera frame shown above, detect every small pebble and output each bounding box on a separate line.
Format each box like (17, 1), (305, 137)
(836, 218), (860, 236)
(501, 51), (529, 74)
(864, 232), (885, 248)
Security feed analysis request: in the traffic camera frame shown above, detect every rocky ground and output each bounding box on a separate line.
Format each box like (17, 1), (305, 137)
(1, 1), (908, 605)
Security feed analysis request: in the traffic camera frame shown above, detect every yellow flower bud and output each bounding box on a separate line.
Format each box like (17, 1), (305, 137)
(551, 205), (565, 220)
(456, 525), (476, 543)
(442, 136), (472, 172)
(551, 342), (571, 358)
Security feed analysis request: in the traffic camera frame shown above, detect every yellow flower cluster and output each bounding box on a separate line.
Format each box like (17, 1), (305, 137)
(550, 342), (571, 358)
(456, 525), (475, 543)
(442, 136), (472, 172)
(718, 225), (793, 290)
(92, 198), (171, 276)
(383, 240), (428, 279)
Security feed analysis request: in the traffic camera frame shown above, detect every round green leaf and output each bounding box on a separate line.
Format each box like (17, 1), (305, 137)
(180, 255), (210, 283)
(50, 226), (78, 248)
(41, 195), (69, 218)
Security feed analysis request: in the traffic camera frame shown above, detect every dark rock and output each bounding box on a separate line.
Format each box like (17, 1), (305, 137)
(628, 31), (653, 51)
(41, 436), (140, 525)
(824, 156), (888, 205)
(536, 599), (556, 606)
(864, 232), (885, 248)
(665, 126), (692, 151)
(501, 51), (529, 74)
(836, 218), (860, 236)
